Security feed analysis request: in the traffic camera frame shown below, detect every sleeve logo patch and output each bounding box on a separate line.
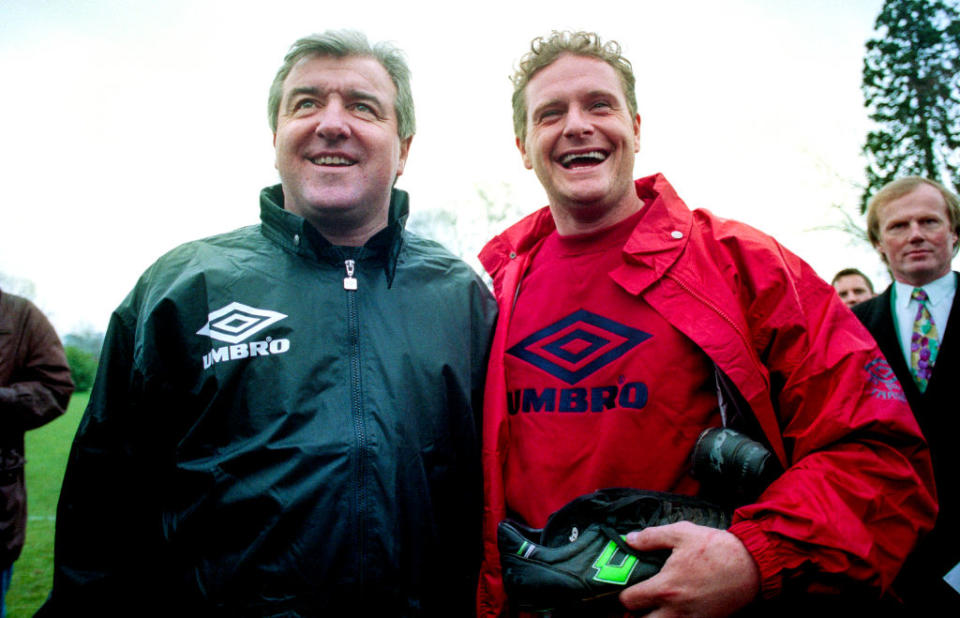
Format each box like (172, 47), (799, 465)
(864, 357), (907, 402)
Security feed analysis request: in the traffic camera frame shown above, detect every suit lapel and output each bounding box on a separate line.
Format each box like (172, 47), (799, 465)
(926, 272), (960, 392)
(861, 286), (922, 408)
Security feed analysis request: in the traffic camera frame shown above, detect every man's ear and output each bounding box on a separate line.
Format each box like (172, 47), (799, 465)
(395, 135), (414, 177)
(633, 113), (642, 153)
(517, 136), (533, 170)
(875, 243), (890, 265)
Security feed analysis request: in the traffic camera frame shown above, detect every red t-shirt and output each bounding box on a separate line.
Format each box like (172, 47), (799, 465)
(504, 209), (720, 527)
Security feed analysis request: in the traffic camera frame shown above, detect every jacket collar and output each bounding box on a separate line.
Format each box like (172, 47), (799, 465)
(258, 184), (409, 287)
(479, 173), (693, 296)
(612, 174), (693, 296)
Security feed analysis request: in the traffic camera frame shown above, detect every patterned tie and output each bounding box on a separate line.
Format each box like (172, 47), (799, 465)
(910, 288), (940, 392)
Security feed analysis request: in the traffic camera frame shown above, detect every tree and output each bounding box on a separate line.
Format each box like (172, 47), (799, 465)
(64, 345), (98, 392)
(63, 327), (104, 392)
(63, 328), (105, 360)
(861, 0), (960, 211)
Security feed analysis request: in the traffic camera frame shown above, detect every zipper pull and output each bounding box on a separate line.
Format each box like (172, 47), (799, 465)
(343, 259), (358, 290)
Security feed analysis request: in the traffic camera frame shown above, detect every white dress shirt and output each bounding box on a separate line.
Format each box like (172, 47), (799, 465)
(893, 271), (957, 368)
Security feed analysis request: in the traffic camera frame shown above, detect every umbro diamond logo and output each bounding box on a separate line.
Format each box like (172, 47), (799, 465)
(197, 302), (288, 344)
(507, 309), (652, 384)
(864, 357), (906, 402)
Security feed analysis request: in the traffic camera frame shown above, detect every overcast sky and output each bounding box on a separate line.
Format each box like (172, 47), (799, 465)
(4, 0), (951, 335)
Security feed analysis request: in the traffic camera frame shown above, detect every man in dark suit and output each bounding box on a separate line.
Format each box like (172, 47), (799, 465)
(853, 176), (960, 613)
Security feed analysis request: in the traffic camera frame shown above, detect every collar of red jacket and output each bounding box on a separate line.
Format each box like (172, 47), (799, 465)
(479, 173), (694, 291)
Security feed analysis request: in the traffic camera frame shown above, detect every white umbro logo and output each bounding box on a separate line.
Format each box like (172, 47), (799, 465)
(196, 302), (288, 344)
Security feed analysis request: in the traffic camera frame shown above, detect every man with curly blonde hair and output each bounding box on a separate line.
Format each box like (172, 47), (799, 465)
(478, 30), (936, 617)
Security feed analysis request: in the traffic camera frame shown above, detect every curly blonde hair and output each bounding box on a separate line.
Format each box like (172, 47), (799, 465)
(511, 31), (637, 142)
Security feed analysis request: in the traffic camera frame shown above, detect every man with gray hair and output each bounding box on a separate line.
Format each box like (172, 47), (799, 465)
(478, 30), (935, 616)
(41, 30), (495, 616)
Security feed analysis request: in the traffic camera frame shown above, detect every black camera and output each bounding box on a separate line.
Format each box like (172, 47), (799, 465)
(691, 427), (782, 504)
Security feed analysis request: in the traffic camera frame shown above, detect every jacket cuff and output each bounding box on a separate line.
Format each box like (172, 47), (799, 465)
(0, 386), (15, 407)
(729, 519), (783, 600)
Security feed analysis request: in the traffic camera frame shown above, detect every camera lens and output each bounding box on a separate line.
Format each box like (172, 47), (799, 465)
(691, 428), (780, 502)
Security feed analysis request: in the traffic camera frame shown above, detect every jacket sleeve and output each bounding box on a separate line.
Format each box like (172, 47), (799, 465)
(0, 298), (74, 431)
(466, 277), (499, 612)
(41, 295), (170, 614)
(724, 244), (936, 599)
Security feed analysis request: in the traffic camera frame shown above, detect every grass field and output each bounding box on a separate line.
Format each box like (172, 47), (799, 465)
(6, 391), (86, 617)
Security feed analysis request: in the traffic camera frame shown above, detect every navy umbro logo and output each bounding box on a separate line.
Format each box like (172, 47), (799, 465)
(507, 309), (652, 384)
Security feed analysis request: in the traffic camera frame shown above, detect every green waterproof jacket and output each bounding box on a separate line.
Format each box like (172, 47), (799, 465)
(42, 186), (497, 617)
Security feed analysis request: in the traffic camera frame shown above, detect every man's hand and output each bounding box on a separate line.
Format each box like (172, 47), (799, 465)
(618, 521), (759, 617)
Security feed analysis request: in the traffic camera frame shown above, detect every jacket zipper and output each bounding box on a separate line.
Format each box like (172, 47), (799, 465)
(663, 271), (761, 384)
(344, 258), (365, 582)
(665, 271), (786, 465)
(664, 272), (751, 348)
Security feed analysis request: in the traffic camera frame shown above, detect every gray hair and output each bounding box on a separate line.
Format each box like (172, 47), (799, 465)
(267, 30), (415, 140)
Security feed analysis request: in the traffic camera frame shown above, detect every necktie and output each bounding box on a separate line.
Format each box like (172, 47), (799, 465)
(910, 288), (939, 392)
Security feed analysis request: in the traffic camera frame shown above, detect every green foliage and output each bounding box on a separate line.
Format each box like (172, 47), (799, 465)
(63, 346), (97, 392)
(861, 0), (960, 211)
(6, 392), (86, 617)
(62, 329), (103, 360)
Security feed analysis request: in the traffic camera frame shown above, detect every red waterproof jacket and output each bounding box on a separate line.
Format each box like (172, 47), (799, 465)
(476, 174), (937, 615)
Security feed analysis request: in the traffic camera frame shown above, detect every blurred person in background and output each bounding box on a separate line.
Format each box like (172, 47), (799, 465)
(832, 267), (876, 307)
(0, 287), (73, 618)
